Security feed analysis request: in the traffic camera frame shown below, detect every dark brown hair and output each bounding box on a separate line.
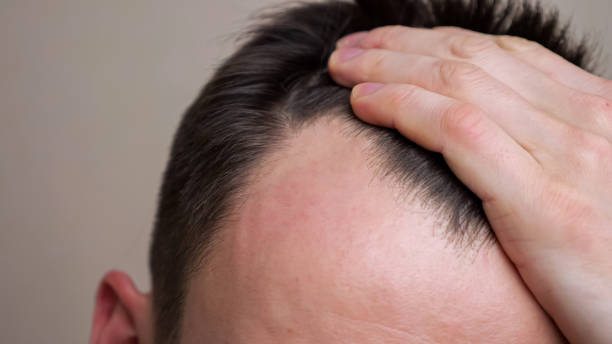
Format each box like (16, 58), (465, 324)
(149, 0), (596, 342)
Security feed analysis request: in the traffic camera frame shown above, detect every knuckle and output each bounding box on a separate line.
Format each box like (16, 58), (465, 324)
(495, 35), (541, 52)
(580, 94), (612, 130)
(354, 50), (387, 81)
(565, 126), (611, 169)
(433, 26), (470, 35)
(365, 25), (405, 48)
(440, 103), (488, 143)
(436, 60), (484, 91)
(388, 85), (420, 110)
(370, 50), (388, 70)
(449, 35), (499, 59)
(368, 51), (388, 74)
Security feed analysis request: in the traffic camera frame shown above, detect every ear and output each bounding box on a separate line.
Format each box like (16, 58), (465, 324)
(89, 270), (153, 344)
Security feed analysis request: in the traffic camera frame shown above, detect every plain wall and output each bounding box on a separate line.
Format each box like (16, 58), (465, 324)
(1, 1), (610, 343)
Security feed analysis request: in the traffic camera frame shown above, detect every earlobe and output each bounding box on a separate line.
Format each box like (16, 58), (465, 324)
(89, 271), (153, 344)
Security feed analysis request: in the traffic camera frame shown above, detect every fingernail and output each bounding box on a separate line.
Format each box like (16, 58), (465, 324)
(335, 48), (365, 62)
(336, 31), (369, 48)
(353, 83), (385, 98)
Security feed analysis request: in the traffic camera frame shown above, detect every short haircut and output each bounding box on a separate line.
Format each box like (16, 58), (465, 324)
(149, 0), (597, 342)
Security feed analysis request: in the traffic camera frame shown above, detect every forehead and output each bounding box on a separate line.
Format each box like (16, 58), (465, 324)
(181, 117), (562, 343)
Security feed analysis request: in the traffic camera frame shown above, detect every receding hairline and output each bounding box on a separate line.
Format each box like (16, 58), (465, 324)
(190, 111), (494, 281)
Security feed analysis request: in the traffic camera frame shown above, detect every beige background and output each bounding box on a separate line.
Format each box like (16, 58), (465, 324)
(1, 1), (610, 343)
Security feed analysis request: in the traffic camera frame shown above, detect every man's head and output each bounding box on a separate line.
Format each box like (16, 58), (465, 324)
(90, 0), (595, 343)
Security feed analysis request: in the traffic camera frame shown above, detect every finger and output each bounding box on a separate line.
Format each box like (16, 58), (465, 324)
(340, 26), (611, 98)
(435, 26), (612, 98)
(437, 27), (612, 142)
(350, 82), (541, 206)
(338, 26), (612, 140)
(329, 48), (562, 155)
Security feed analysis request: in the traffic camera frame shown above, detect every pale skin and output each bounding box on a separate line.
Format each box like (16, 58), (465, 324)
(89, 27), (612, 344)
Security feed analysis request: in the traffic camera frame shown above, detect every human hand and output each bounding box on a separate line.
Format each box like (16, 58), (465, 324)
(328, 26), (612, 343)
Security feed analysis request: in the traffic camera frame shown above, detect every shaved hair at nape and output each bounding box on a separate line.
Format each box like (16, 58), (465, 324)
(149, 0), (599, 342)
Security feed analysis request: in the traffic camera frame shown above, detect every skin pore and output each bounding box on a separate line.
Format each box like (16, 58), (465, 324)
(180, 116), (565, 343)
